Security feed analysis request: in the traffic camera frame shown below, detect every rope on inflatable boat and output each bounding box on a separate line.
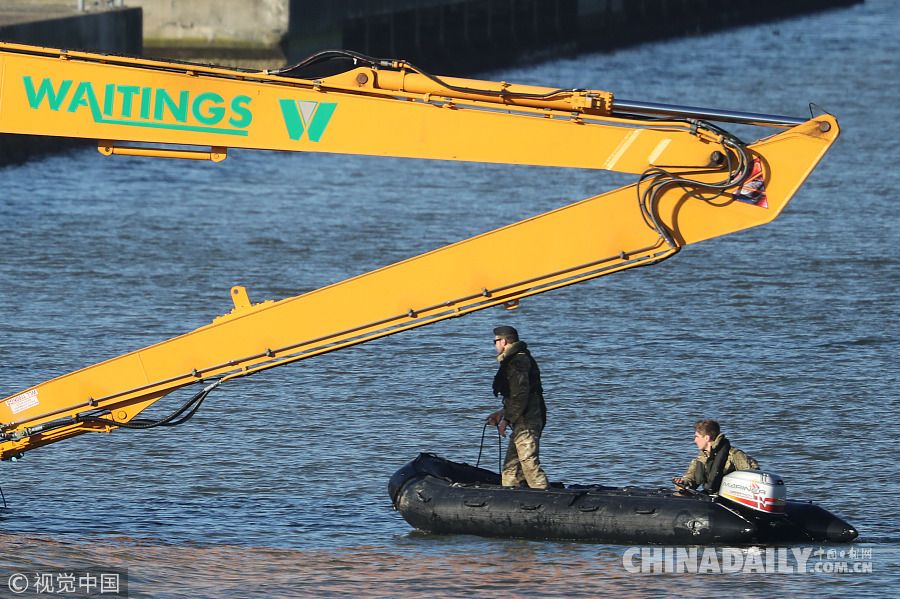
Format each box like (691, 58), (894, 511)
(475, 421), (503, 474)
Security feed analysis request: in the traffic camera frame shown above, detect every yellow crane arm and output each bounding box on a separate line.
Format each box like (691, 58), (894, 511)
(0, 43), (839, 459)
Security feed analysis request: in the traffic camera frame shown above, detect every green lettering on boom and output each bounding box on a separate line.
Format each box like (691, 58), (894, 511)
(118, 85), (140, 117)
(140, 87), (152, 120)
(306, 103), (336, 142)
(154, 89), (189, 123)
(228, 96), (253, 128)
(66, 81), (101, 116)
(22, 76), (72, 110)
(103, 83), (115, 116)
(19, 77), (253, 136)
(192, 92), (226, 126)
(278, 99), (337, 142)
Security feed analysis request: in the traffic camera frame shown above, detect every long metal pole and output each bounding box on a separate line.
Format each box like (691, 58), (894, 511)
(612, 98), (808, 127)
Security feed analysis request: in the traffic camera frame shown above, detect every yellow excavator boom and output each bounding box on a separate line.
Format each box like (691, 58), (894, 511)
(0, 42), (839, 459)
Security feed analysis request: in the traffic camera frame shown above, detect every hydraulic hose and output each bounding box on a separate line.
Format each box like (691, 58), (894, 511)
(78, 380), (221, 429)
(1, 381), (221, 443)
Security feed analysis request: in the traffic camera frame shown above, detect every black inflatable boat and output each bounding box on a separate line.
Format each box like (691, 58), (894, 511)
(388, 453), (858, 544)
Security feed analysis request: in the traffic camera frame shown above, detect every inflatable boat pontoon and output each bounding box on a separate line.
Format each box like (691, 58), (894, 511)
(389, 453), (858, 544)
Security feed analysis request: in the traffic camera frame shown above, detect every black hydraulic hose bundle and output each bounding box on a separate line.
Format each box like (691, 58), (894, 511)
(637, 121), (752, 249)
(274, 50), (757, 256)
(77, 380), (221, 430)
(270, 49), (591, 103)
(1, 380), (223, 444)
(275, 50), (757, 257)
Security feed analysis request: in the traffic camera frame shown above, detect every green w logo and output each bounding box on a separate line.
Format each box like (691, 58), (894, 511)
(278, 100), (336, 142)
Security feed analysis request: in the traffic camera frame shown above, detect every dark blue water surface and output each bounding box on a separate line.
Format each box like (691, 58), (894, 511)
(1, 2), (897, 597)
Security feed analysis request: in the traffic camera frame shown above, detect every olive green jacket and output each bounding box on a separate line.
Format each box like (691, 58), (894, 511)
(492, 341), (546, 431)
(681, 434), (759, 491)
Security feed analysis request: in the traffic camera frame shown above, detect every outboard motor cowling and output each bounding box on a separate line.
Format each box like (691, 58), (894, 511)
(718, 470), (786, 513)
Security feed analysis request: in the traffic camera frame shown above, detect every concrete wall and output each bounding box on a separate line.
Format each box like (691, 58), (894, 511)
(130, 0), (865, 73)
(0, 6), (143, 165)
(128, 0), (288, 68)
(282, 0), (862, 75)
(135, 0), (289, 45)
(293, 0), (578, 75)
(0, 6), (142, 54)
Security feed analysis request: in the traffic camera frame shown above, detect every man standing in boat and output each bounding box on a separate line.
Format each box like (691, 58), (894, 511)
(673, 419), (759, 493)
(486, 326), (550, 489)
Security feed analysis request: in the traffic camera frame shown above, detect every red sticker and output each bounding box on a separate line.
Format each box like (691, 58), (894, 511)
(733, 157), (768, 208)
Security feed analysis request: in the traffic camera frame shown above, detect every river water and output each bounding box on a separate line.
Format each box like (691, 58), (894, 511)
(0, 2), (897, 597)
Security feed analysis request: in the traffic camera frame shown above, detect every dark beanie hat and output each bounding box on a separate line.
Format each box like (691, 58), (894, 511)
(493, 325), (518, 337)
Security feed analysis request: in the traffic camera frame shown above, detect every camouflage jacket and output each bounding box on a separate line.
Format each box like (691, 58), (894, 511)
(681, 434), (759, 491)
(492, 341), (546, 430)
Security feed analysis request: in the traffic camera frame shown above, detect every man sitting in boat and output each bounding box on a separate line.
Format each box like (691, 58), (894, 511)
(673, 419), (759, 494)
(485, 326), (550, 489)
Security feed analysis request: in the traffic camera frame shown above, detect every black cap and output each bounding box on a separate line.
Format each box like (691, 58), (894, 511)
(493, 325), (518, 337)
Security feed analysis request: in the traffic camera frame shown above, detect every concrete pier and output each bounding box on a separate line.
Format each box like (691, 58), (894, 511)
(2, 0), (864, 73)
(0, 2), (142, 164)
(129, 0), (864, 73)
(0, 2), (141, 54)
(282, 0), (863, 75)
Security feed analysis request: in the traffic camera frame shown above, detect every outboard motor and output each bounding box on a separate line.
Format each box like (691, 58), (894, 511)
(718, 470), (786, 513)
(717, 470), (858, 542)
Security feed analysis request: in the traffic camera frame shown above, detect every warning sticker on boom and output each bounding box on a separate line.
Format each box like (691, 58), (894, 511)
(5, 389), (39, 415)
